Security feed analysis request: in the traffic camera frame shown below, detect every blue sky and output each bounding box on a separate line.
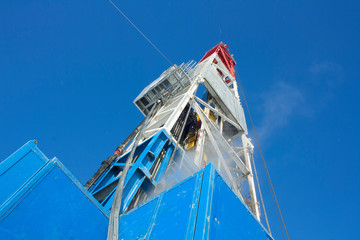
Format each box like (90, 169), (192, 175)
(1, 1), (359, 239)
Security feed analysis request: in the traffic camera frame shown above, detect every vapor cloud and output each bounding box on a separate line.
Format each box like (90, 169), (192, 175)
(309, 61), (344, 88)
(256, 81), (304, 140)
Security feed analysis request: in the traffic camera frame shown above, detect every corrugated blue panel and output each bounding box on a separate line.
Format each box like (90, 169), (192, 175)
(0, 141), (48, 205)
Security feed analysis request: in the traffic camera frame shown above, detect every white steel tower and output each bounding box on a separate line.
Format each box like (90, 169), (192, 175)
(86, 42), (262, 225)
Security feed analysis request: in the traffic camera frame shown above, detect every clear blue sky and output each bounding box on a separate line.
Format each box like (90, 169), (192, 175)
(1, 1), (359, 239)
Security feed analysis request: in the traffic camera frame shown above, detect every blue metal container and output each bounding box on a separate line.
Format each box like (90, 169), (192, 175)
(0, 141), (108, 240)
(0, 141), (272, 239)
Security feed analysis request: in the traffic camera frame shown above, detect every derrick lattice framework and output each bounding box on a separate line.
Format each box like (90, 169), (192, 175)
(86, 43), (261, 220)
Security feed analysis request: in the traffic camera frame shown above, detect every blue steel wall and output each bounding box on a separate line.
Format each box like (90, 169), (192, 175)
(0, 141), (273, 240)
(195, 164), (272, 240)
(118, 164), (273, 240)
(0, 141), (48, 205)
(0, 141), (109, 240)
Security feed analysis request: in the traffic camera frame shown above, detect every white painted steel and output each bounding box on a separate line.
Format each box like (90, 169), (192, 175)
(242, 134), (260, 220)
(130, 51), (261, 219)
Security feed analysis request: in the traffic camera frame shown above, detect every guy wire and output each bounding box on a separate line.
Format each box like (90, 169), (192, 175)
(235, 67), (290, 240)
(108, 0), (173, 66)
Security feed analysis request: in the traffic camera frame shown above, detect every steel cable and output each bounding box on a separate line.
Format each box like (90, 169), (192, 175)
(235, 68), (290, 240)
(108, 0), (173, 66)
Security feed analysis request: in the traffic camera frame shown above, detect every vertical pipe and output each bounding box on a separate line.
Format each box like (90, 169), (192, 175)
(251, 153), (271, 234)
(194, 107), (208, 168)
(219, 117), (223, 135)
(107, 101), (159, 240)
(168, 105), (192, 163)
(241, 134), (260, 220)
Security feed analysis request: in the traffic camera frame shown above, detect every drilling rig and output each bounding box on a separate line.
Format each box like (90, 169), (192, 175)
(0, 43), (273, 240)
